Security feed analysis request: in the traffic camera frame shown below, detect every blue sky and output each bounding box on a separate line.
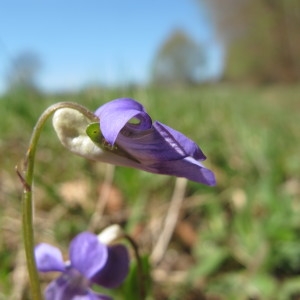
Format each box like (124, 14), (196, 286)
(0, 1), (225, 93)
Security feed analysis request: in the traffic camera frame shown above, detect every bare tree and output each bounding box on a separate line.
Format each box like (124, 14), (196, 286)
(151, 29), (206, 86)
(5, 51), (43, 93)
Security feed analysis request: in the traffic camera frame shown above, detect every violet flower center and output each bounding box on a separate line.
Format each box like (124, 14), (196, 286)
(65, 265), (91, 291)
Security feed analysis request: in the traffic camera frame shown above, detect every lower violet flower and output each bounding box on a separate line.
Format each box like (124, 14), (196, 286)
(53, 98), (216, 185)
(35, 231), (129, 300)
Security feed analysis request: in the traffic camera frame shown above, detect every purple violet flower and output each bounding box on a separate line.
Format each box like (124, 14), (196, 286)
(35, 231), (129, 300)
(52, 98), (216, 185)
(93, 98), (216, 186)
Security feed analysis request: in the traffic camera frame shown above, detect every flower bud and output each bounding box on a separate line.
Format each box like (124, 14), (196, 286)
(97, 224), (124, 245)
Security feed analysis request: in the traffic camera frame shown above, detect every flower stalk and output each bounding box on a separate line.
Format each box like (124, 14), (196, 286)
(17, 102), (98, 300)
(123, 233), (147, 300)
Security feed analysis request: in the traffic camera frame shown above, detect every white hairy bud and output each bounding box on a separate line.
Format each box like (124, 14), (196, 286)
(52, 108), (103, 160)
(52, 108), (141, 167)
(97, 224), (124, 245)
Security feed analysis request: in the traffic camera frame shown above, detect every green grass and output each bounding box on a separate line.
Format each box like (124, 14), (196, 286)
(0, 84), (299, 299)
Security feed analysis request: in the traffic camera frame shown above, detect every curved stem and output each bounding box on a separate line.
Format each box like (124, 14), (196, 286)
(124, 234), (147, 300)
(17, 102), (98, 300)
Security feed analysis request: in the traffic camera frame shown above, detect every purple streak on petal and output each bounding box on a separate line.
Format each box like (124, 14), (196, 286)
(35, 243), (65, 272)
(116, 127), (184, 163)
(153, 122), (206, 160)
(44, 273), (85, 300)
(116, 121), (204, 163)
(44, 272), (111, 300)
(91, 245), (130, 288)
(69, 232), (108, 280)
(94, 98), (152, 145)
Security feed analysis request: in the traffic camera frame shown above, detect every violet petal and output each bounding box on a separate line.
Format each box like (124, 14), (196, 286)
(116, 124), (193, 162)
(95, 98), (152, 145)
(35, 243), (65, 272)
(153, 122), (206, 160)
(44, 274), (111, 300)
(94, 98), (216, 185)
(91, 245), (130, 288)
(115, 121), (215, 185)
(150, 157), (216, 186)
(69, 232), (108, 280)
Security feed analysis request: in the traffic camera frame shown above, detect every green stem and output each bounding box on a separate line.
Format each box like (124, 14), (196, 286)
(17, 102), (98, 300)
(124, 234), (147, 300)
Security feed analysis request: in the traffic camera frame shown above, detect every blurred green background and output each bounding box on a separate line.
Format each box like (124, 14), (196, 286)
(0, 1), (300, 299)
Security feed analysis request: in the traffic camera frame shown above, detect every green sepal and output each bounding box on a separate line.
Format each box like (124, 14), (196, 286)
(86, 122), (116, 150)
(86, 122), (140, 163)
(86, 122), (103, 146)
